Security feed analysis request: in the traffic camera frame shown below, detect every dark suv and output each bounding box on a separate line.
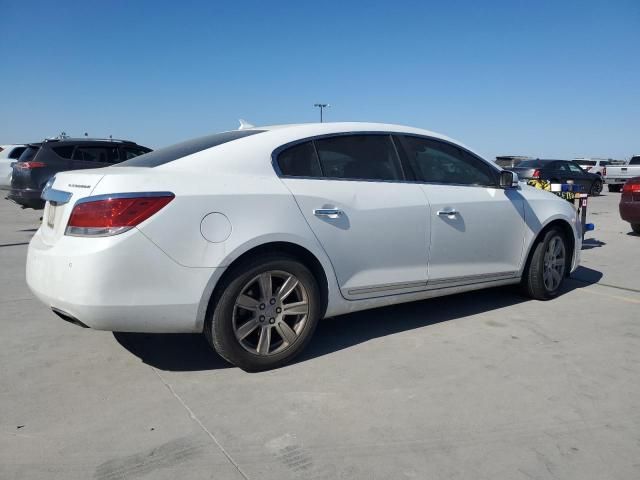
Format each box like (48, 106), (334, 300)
(7, 138), (151, 209)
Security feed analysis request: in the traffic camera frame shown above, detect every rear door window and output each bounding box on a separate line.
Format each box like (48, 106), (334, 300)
(73, 146), (119, 163)
(313, 134), (403, 181)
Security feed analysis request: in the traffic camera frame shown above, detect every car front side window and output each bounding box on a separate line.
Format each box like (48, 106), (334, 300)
(399, 136), (496, 186)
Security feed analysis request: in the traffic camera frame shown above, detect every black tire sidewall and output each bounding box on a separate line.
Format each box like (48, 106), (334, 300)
(524, 228), (568, 300)
(207, 256), (321, 371)
(591, 180), (602, 196)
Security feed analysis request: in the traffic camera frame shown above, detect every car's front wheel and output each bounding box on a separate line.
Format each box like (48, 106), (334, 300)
(590, 179), (603, 196)
(205, 254), (321, 371)
(521, 228), (568, 300)
(632, 224), (640, 234)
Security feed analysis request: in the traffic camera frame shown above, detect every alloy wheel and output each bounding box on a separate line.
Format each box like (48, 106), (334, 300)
(232, 271), (309, 356)
(542, 236), (566, 291)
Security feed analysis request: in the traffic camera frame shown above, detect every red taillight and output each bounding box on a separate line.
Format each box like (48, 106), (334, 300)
(17, 161), (46, 169)
(65, 193), (174, 237)
(602, 167), (607, 176)
(622, 182), (640, 193)
(532, 169), (540, 178)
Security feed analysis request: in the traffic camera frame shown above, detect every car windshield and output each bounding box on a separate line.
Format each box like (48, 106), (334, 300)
(118, 130), (265, 167)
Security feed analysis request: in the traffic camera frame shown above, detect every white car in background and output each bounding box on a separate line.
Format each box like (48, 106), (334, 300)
(573, 157), (627, 178)
(0, 144), (26, 189)
(27, 123), (581, 370)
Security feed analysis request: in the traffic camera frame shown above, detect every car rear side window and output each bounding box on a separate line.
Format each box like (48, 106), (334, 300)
(52, 146), (75, 159)
(313, 135), (403, 181)
(121, 146), (151, 161)
(118, 130), (264, 167)
(277, 141), (322, 177)
(400, 136), (496, 186)
(73, 146), (119, 163)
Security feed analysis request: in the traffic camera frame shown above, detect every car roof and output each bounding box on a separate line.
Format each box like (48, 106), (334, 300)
(43, 138), (139, 145)
(151, 122), (491, 176)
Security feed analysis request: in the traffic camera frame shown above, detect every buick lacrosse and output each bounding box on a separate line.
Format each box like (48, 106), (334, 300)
(27, 123), (581, 370)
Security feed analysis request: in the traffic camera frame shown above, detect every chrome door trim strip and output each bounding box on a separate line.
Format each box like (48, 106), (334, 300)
(427, 271), (517, 286)
(347, 280), (428, 296)
(346, 271), (518, 297)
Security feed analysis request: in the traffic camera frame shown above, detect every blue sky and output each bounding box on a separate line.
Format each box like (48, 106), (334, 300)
(1, 0), (638, 160)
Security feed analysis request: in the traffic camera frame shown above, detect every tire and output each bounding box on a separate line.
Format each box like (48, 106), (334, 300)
(632, 224), (640, 234)
(590, 180), (602, 196)
(204, 254), (321, 371)
(608, 184), (622, 193)
(521, 228), (568, 300)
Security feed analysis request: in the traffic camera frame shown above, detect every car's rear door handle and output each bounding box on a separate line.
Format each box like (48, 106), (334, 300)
(313, 208), (343, 219)
(437, 209), (459, 216)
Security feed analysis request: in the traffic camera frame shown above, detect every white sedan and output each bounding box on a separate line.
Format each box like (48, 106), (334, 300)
(27, 123), (581, 370)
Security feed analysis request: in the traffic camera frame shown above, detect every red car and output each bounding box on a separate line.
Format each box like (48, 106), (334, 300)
(620, 177), (640, 234)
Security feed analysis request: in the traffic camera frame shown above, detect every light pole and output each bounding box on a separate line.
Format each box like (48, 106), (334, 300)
(314, 103), (329, 123)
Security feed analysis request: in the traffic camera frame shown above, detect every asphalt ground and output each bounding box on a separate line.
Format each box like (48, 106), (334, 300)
(1, 191), (639, 479)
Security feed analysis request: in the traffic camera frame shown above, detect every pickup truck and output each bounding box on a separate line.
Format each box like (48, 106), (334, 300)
(604, 156), (640, 192)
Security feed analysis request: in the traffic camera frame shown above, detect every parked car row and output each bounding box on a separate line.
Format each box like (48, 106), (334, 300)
(4, 137), (151, 209)
(506, 159), (604, 195)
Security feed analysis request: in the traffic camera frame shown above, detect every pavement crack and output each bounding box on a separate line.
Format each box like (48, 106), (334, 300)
(151, 367), (250, 480)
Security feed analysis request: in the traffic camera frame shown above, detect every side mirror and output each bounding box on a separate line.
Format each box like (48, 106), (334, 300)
(499, 170), (519, 188)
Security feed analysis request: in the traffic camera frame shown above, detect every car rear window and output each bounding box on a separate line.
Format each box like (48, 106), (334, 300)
(118, 130), (264, 167)
(579, 160), (596, 166)
(517, 160), (547, 168)
(18, 146), (41, 162)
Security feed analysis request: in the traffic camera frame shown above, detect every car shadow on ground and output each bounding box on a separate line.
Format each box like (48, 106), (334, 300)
(114, 266), (603, 372)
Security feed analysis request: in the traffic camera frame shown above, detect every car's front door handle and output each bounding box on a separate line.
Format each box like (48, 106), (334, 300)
(313, 208), (343, 219)
(437, 209), (459, 216)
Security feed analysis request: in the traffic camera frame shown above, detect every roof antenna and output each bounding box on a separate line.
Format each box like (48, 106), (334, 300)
(238, 119), (255, 130)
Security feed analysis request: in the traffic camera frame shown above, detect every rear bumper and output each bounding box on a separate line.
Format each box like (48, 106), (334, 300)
(606, 178), (629, 185)
(26, 228), (216, 333)
(620, 201), (640, 224)
(6, 187), (45, 208)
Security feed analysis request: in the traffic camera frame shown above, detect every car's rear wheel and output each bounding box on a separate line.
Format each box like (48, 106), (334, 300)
(590, 179), (603, 196)
(608, 184), (622, 193)
(632, 224), (640, 234)
(205, 255), (321, 371)
(521, 228), (568, 300)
